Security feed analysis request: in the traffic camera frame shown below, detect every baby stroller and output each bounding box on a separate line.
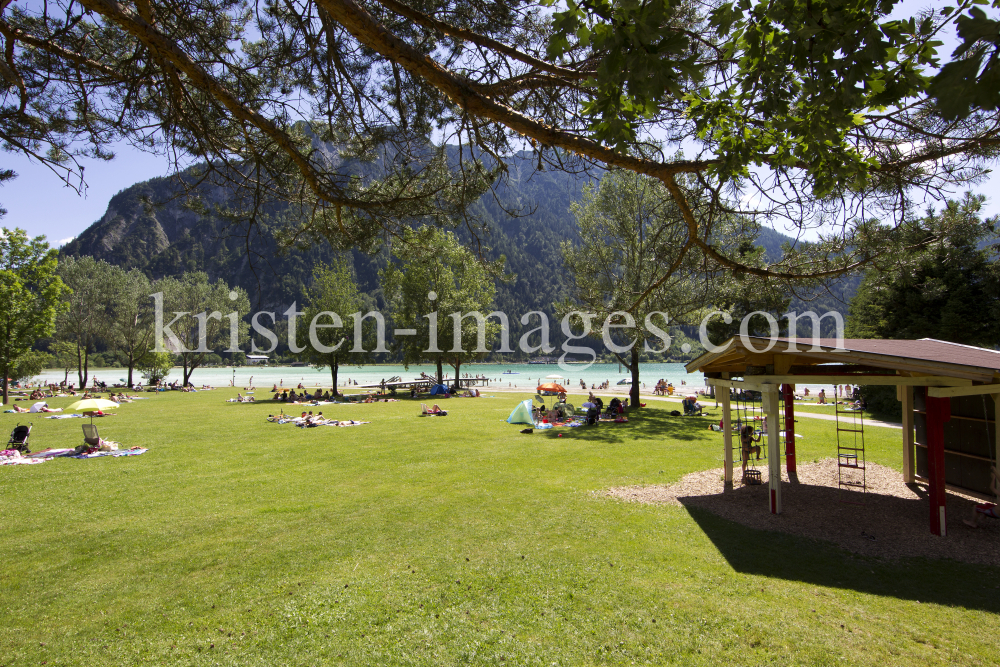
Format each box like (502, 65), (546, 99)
(7, 423), (32, 453)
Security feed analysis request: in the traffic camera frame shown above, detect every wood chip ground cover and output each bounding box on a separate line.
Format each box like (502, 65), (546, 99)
(603, 458), (1000, 566)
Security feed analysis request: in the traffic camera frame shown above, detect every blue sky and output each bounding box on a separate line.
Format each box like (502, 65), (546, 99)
(3, 141), (176, 245)
(4, 0), (996, 246)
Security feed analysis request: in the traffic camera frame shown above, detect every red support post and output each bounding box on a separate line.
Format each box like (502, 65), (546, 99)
(925, 395), (951, 536)
(782, 384), (796, 474)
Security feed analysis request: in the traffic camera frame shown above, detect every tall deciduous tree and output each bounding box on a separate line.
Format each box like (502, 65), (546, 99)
(562, 169), (707, 408)
(0, 229), (68, 403)
(56, 255), (113, 389)
(156, 273), (250, 386)
(107, 268), (155, 386)
(846, 193), (1000, 345)
(381, 228), (502, 384)
(560, 168), (786, 406)
(300, 258), (375, 394)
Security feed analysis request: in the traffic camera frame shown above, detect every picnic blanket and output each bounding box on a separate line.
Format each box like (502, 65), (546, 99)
(45, 414), (86, 419)
(535, 418), (587, 429)
(71, 447), (148, 459)
(268, 417), (370, 427)
(27, 448), (75, 458)
(1, 455), (48, 465)
(1, 450), (41, 465)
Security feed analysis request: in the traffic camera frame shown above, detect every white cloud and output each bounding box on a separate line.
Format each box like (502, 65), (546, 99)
(57, 236), (76, 247)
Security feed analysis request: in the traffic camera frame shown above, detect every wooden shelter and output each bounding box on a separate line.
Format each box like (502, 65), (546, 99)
(686, 337), (1000, 536)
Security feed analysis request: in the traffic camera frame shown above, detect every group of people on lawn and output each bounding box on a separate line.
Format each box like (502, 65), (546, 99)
(272, 387), (333, 402)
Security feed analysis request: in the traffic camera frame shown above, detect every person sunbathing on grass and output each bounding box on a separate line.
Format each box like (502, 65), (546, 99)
(965, 466), (1000, 528)
(306, 411), (333, 426)
(427, 404), (444, 415)
(287, 411), (308, 423)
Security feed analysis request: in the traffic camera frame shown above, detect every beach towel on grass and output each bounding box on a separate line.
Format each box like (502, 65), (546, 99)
(113, 448), (148, 456)
(72, 447), (148, 459)
(1, 456), (49, 465)
(28, 448), (75, 458)
(270, 417), (369, 427)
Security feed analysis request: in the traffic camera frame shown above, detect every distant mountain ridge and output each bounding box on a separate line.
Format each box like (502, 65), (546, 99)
(61, 153), (854, 345)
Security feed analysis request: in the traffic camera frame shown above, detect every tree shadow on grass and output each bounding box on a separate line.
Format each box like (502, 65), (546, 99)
(541, 410), (714, 444)
(683, 505), (1000, 613)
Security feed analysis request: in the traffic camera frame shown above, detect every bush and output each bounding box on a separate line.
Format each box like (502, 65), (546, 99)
(11, 350), (52, 383)
(858, 385), (902, 422)
(137, 351), (174, 385)
(89, 352), (122, 368)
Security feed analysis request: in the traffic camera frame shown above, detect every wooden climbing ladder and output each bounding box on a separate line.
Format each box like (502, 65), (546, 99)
(834, 387), (867, 503)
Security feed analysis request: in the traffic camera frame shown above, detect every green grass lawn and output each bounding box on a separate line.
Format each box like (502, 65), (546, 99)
(1, 390), (997, 666)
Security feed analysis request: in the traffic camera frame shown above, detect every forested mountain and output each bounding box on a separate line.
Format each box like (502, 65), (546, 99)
(61, 153), (589, 312)
(61, 151), (854, 354)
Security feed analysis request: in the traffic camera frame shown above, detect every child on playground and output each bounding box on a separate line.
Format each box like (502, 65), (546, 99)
(964, 466), (1000, 528)
(740, 424), (761, 471)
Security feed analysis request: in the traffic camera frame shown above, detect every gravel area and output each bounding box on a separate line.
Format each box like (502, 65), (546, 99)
(603, 459), (1000, 566)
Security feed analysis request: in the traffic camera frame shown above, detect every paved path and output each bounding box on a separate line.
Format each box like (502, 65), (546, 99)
(639, 394), (903, 430)
(784, 410), (902, 430)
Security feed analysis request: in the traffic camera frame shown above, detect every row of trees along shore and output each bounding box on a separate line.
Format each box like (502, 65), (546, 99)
(2, 0), (1000, 407)
(26, 254), (253, 395)
(0, 225), (503, 402)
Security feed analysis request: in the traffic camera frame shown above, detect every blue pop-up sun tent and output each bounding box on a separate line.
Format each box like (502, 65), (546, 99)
(506, 399), (535, 425)
(429, 384), (450, 396)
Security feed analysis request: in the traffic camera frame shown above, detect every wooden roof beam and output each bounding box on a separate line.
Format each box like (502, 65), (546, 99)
(707, 375), (972, 389)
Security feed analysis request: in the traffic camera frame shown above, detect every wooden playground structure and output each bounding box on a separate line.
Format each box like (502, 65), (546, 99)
(686, 337), (1000, 536)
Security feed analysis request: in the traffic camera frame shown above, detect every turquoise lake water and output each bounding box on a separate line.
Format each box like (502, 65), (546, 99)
(35, 361), (705, 391)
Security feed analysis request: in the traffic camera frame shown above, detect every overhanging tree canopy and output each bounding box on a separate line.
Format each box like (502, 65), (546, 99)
(3, 0), (1000, 308)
